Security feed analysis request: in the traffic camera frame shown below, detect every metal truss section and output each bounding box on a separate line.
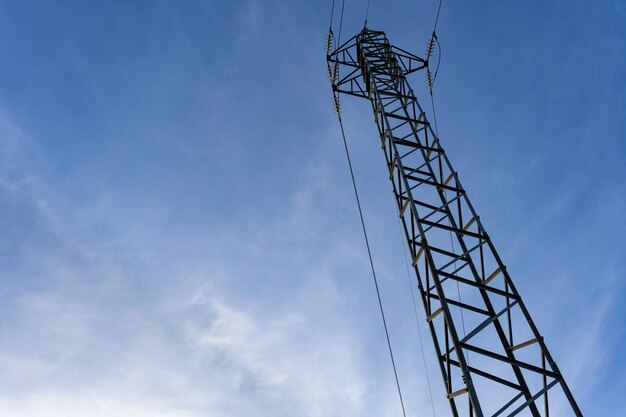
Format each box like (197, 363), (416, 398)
(327, 28), (583, 417)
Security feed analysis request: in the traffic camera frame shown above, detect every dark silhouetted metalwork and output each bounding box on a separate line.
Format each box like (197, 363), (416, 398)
(327, 27), (583, 417)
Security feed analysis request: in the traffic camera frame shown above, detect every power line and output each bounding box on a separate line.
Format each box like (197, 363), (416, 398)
(337, 0), (346, 45)
(335, 114), (408, 417)
(425, 0), (469, 364)
(432, 0), (443, 34)
(396, 217), (437, 417)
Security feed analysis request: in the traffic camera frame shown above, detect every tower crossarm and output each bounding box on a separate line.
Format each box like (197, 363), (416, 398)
(327, 28), (583, 417)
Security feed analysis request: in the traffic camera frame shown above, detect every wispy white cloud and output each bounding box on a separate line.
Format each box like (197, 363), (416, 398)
(1, 2), (623, 416)
(0, 110), (377, 417)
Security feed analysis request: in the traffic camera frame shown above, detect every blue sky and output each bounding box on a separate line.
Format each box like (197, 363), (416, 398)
(0, 1), (624, 416)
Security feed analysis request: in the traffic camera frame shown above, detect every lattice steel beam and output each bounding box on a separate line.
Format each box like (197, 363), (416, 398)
(327, 28), (583, 417)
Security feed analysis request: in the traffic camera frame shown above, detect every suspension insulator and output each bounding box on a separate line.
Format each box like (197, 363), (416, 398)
(333, 94), (342, 116)
(326, 30), (334, 54)
(427, 69), (434, 93)
(426, 36), (436, 58)
(327, 60), (339, 86)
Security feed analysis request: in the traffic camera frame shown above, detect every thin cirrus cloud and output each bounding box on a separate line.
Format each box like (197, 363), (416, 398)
(0, 110), (376, 417)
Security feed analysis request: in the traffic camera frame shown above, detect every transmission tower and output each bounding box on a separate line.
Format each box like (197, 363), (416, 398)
(327, 27), (583, 417)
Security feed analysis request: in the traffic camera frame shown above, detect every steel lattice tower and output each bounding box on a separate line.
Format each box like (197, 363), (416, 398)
(327, 28), (583, 417)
